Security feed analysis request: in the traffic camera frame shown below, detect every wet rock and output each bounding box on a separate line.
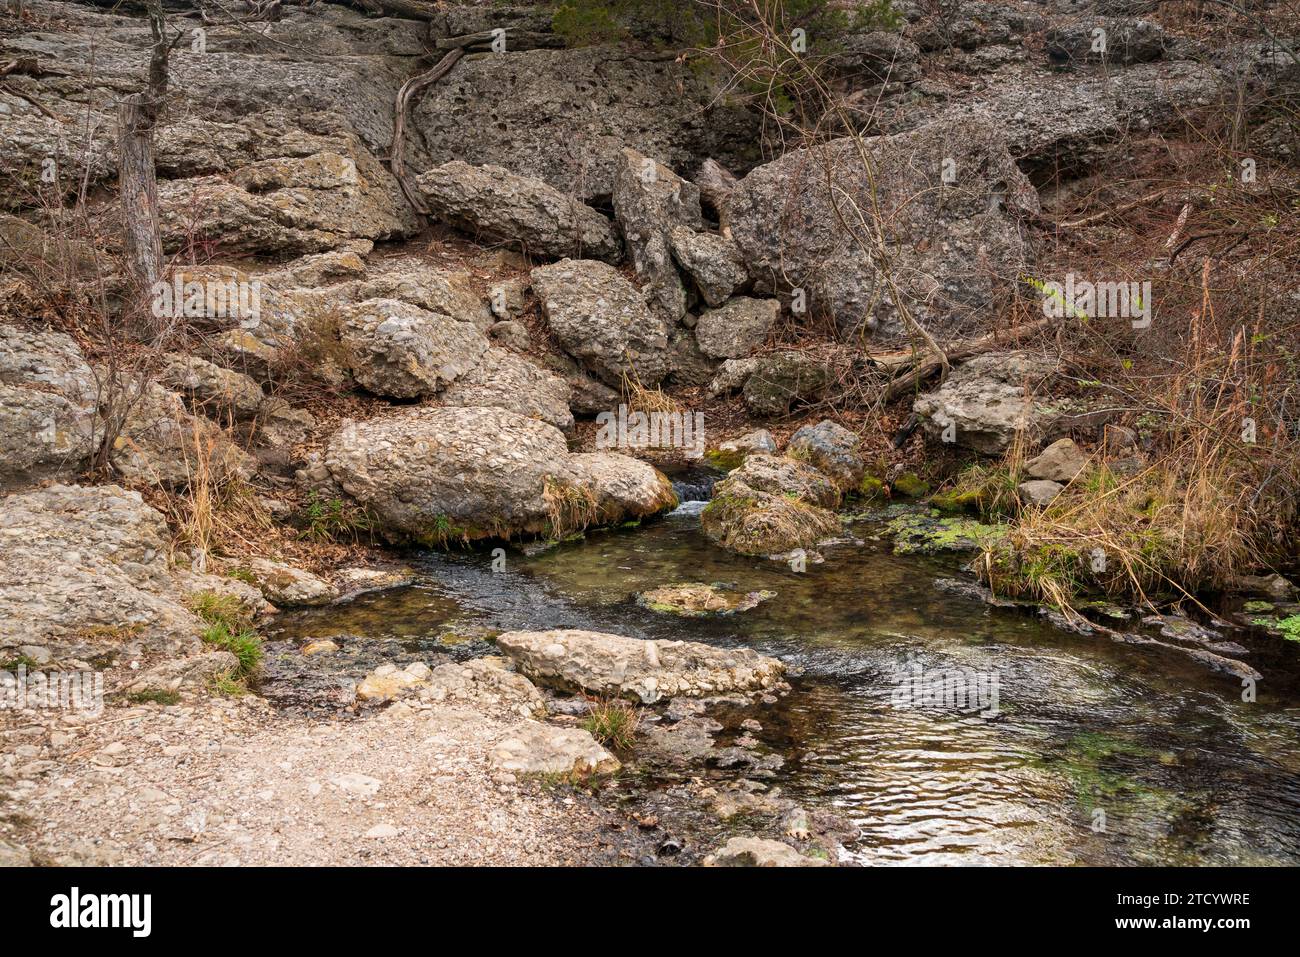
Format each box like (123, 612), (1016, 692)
(787, 420), (865, 493)
(489, 721), (620, 777)
(669, 227), (748, 307)
(495, 628), (784, 704)
(612, 148), (702, 318)
(702, 454), (842, 556)
(1046, 18), (1166, 66)
(244, 558), (339, 607)
(415, 161), (622, 263)
(122, 651), (240, 697)
(531, 259), (671, 387)
(913, 352), (1059, 454)
(439, 347), (574, 433)
(727, 118), (1036, 338)
(641, 715), (723, 766)
(704, 837), (831, 867)
(1018, 479), (1064, 507)
(886, 511), (1003, 555)
(695, 298), (779, 360)
(301, 640), (339, 656)
(742, 351), (833, 415)
(414, 657), (546, 721)
(638, 583), (776, 617)
(339, 298), (488, 399)
(325, 406), (675, 544)
(1236, 573), (1295, 601)
(1025, 438), (1089, 483)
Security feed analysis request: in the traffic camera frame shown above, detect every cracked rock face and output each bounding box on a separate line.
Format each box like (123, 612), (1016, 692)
(439, 346), (574, 433)
(495, 628), (785, 704)
(612, 147), (702, 319)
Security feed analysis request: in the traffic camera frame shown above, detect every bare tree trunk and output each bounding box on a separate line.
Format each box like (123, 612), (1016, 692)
(117, 1), (170, 300)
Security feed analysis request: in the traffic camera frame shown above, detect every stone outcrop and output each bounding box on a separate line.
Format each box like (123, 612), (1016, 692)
(439, 347), (574, 433)
(669, 226), (749, 307)
(243, 558), (339, 607)
(495, 628), (785, 704)
(416, 161), (622, 263)
(612, 148), (702, 319)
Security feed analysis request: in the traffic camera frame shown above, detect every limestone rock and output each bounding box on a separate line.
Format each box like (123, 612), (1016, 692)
(638, 583), (775, 618)
(1046, 18), (1166, 66)
(1018, 479), (1064, 507)
(742, 351), (832, 415)
(110, 382), (252, 488)
(702, 454), (842, 557)
(531, 259), (671, 387)
(913, 351), (1059, 455)
(356, 662), (433, 702)
(612, 148), (701, 319)
(495, 628), (784, 704)
(695, 298), (779, 360)
(439, 347), (574, 433)
(122, 651), (241, 696)
(244, 558), (339, 607)
(416, 161), (621, 263)
(1025, 438), (1088, 483)
(704, 837), (831, 867)
(158, 353), (266, 421)
(669, 226), (749, 307)
(339, 298), (488, 399)
(490, 721), (620, 777)
(787, 420), (865, 493)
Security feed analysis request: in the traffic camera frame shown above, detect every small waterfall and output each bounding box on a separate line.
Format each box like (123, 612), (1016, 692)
(671, 469), (718, 503)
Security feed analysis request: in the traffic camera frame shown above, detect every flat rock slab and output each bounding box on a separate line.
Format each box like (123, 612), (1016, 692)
(490, 721), (620, 777)
(495, 628), (784, 704)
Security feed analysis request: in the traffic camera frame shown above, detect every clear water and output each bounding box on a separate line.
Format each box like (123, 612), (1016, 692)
(272, 506), (1300, 865)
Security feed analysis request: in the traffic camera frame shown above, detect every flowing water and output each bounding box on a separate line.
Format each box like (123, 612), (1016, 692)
(271, 503), (1300, 866)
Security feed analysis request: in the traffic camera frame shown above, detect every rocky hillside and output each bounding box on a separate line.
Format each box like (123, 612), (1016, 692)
(1, 0), (1297, 866)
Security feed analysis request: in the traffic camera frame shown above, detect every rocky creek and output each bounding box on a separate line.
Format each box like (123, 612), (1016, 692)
(267, 502), (1300, 866)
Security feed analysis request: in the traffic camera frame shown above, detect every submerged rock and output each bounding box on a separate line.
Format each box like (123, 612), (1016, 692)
(638, 583), (776, 618)
(704, 837), (831, 867)
(495, 628), (784, 704)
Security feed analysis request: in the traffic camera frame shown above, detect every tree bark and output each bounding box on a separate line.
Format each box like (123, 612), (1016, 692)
(117, 92), (163, 294)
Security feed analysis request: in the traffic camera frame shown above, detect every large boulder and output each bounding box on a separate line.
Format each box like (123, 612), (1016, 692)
(704, 837), (831, 867)
(726, 117), (1037, 339)
(324, 406), (676, 544)
(612, 148), (702, 319)
(339, 298), (488, 399)
(695, 298), (779, 360)
(494, 629), (785, 704)
(412, 45), (760, 202)
(912, 351), (1059, 454)
(0, 325), (99, 489)
(415, 161), (622, 263)
(531, 259), (671, 387)
(702, 454), (842, 557)
(742, 351), (832, 415)
(439, 347), (574, 433)
(157, 353), (266, 422)
(110, 382), (252, 488)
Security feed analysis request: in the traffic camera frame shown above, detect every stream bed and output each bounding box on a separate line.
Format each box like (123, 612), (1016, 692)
(267, 503), (1300, 866)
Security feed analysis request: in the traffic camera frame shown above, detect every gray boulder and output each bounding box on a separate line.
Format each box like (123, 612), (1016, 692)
(416, 161), (622, 263)
(490, 721), (620, 777)
(705, 837), (831, 867)
(494, 628), (785, 704)
(531, 259), (671, 387)
(913, 352), (1059, 455)
(243, 558), (339, 607)
(742, 351), (832, 415)
(439, 347), (574, 433)
(702, 454), (842, 557)
(726, 118), (1037, 339)
(1046, 18), (1166, 66)
(612, 148), (702, 319)
(1018, 479), (1065, 507)
(324, 407), (676, 544)
(1025, 438), (1089, 483)
(695, 297), (779, 359)
(339, 298), (488, 399)
(669, 226), (749, 307)
(158, 353), (265, 422)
